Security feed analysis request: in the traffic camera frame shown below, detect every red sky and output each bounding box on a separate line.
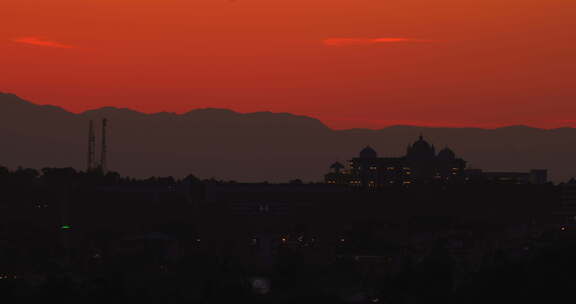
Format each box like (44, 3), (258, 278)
(2, 0), (575, 129)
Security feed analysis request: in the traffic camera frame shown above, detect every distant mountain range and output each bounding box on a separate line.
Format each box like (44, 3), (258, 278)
(1, 92), (574, 183)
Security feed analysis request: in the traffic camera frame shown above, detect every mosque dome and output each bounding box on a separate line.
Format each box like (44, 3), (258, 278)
(359, 146), (378, 159)
(407, 135), (436, 160)
(437, 147), (456, 160)
(330, 162), (344, 170)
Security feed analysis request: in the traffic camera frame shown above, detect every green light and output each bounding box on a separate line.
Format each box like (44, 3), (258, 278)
(61, 225), (71, 230)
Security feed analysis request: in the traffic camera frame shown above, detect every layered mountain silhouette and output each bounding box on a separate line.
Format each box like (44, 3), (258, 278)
(1, 92), (574, 182)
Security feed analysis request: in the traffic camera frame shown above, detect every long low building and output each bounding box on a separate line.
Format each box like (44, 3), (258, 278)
(325, 135), (548, 187)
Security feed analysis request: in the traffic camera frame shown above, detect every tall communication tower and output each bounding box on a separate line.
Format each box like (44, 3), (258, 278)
(100, 118), (108, 175)
(87, 120), (96, 171)
(86, 118), (109, 174)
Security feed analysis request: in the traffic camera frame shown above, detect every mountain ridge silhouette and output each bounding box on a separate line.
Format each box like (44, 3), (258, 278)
(0, 92), (574, 182)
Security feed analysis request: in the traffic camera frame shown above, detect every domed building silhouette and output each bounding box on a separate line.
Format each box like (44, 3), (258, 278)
(325, 135), (467, 187)
(406, 135), (436, 161)
(329, 161), (344, 172)
(437, 147), (456, 161)
(325, 135), (548, 187)
(359, 146), (378, 159)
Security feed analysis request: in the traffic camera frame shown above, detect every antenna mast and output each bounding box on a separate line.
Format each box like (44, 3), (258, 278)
(100, 118), (108, 174)
(87, 120), (96, 171)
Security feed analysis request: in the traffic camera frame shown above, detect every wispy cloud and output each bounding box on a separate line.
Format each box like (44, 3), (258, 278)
(323, 38), (430, 47)
(12, 37), (74, 49)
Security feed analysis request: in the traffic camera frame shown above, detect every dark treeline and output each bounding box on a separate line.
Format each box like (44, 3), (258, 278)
(0, 165), (574, 303)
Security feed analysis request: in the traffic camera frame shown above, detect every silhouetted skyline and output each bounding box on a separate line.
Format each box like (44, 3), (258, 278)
(1, 92), (574, 183)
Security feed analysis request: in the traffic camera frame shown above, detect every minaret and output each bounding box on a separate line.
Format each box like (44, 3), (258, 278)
(87, 120), (96, 171)
(100, 118), (108, 174)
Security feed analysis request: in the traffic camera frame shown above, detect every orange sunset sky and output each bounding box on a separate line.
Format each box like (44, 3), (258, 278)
(2, 0), (575, 129)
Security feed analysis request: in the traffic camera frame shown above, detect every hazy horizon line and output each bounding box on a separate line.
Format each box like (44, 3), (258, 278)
(1, 91), (573, 131)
